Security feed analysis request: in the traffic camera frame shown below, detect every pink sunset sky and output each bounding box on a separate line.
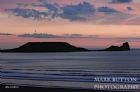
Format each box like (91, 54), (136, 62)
(0, 0), (140, 49)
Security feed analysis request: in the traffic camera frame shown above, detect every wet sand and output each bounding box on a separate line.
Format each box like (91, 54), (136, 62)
(0, 84), (134, 92)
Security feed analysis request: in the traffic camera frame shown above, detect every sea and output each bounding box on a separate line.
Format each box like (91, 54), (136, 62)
(0, 50), (140, 90)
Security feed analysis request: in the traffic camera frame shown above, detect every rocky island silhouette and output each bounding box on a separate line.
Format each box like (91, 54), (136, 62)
(99, 42), (130, 51)
(0, 42), (130, 52)
(0, 42), (88, 52)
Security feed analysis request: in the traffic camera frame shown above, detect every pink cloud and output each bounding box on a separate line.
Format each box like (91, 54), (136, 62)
(0, 0), (37, 12)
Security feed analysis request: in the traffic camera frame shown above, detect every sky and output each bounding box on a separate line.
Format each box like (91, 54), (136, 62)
(0, 0), (140, 49)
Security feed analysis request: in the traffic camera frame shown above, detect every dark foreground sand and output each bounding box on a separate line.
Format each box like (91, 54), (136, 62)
(0, 84), (135, 92)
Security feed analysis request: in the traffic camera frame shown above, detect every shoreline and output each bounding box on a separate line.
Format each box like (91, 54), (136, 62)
(1, 78), (139, 92)
(0, 84), (134, 92)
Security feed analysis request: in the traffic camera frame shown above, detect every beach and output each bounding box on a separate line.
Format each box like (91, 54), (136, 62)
(1, 50), (140, 91)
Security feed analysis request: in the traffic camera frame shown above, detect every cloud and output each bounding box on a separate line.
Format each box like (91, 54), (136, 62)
(6, 1), (128, 24)
(111, 0), (133, 3)
(116, 37), (140, 42)
(98, 36), (140, 42)
(127, 6), (133, 11)
(35, 1), (96, 21)
(16, 3), (31, 7)
(0, 33), (13, 35)
(18, 33), (60, 38)
(33, 3), (60, 18)
(17, 33), (140, 43)
(97, 6), (119, 14)
(7, 8), (49, 20)
(60, 2), (96, 21)
(3, 32), (139, 42)
(7, 2), (96, 21)
(62, 34), (99, 38)
(18, 33), (99, 38)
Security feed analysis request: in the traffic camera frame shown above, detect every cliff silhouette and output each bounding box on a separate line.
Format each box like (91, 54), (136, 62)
(1, 42), (89, 52)
(99, 42), (130, 51)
